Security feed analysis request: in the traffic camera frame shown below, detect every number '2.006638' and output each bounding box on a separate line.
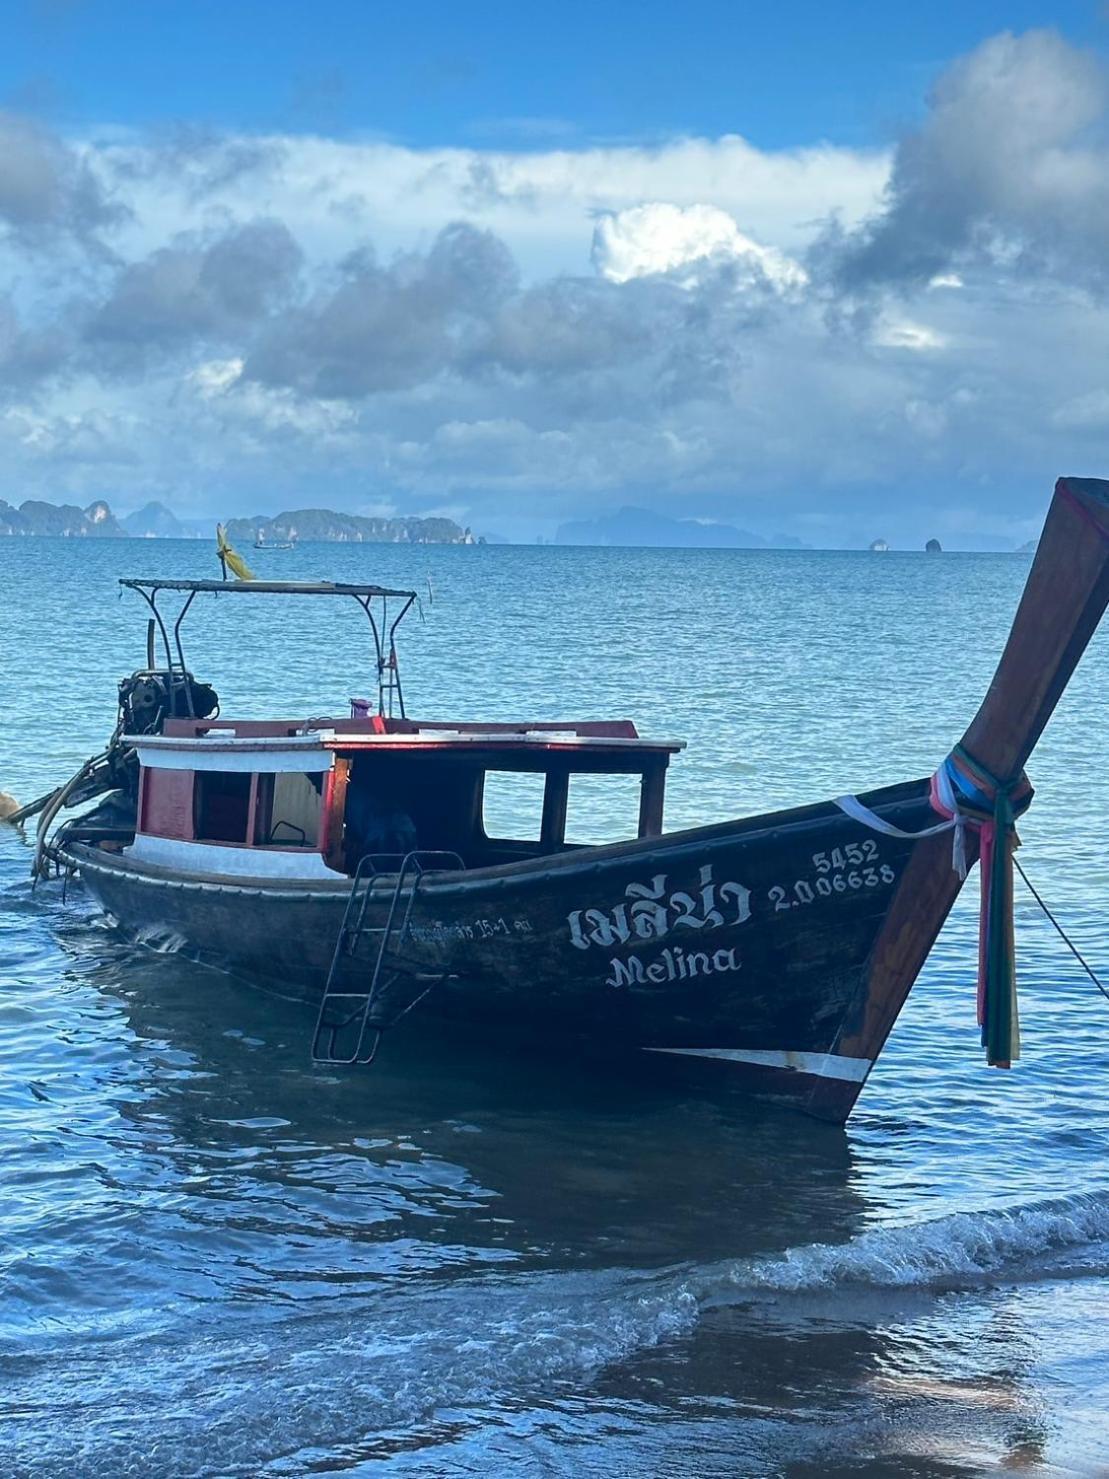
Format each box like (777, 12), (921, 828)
(769, 862), (895, 912)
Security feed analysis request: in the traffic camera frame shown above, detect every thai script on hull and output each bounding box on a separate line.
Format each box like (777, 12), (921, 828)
(567, 864), (751, 952)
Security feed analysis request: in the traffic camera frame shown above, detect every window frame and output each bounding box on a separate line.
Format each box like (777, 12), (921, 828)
(187, 769), (326, 852)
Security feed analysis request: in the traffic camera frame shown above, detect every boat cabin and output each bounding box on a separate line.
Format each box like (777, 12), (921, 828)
(126, 717), (684, 879)
(113, 577), (684, 882)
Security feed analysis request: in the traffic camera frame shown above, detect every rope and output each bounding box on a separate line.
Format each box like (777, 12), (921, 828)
(833, 792), (955, 841)
(839, 746), (1033, 1068)
(1014, 855), (1109, 1008)
(930, 746), (1033, 1068)
(32, 749), (111, 882)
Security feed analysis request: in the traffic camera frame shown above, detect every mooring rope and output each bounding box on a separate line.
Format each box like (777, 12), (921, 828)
(1014, 855), (1109, 1009)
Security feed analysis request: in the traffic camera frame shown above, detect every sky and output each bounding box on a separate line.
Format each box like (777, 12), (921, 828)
(2, 2), (1109, 546)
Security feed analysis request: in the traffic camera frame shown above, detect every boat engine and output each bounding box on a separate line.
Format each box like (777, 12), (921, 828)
(117, 670), (219, 737)
(92, 670), (220, 801)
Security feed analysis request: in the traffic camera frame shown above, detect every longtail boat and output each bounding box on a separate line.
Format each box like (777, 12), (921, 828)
(27, 477), (1109, 1121)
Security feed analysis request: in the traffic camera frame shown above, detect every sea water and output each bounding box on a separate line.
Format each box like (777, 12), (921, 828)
(1, 536), (1108, 1476)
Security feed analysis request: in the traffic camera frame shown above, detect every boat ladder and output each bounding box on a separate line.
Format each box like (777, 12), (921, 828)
(311, 849), (464, 1066)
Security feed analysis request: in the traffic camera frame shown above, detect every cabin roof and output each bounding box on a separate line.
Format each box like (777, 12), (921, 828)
(119, 577), (417, 598)
(129, 718), (685, 764)
(129, 732), (684, 756)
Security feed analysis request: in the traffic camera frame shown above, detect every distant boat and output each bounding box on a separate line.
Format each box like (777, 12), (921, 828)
(254, 530), (297, 550)
(869, 538), (890, 552)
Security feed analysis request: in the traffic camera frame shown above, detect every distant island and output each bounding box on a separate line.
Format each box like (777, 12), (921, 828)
(0, 498), (134, 538)
(0, 495), (1044, 551)
(225, 510), (478, 545)
(926, 538), (942, 553)
(0, 498), (478, 544)
(555, 505), (806, 549)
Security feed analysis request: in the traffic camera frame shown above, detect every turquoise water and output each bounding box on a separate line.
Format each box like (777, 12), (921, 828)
(2, 536), (1109, 1476)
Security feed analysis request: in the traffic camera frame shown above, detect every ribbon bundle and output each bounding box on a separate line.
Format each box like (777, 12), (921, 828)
(930, 745), (1033, 1067)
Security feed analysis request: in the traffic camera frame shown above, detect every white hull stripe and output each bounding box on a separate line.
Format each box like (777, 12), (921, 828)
(643, 1047), (872, 1083)
(126, 834), (343, 880)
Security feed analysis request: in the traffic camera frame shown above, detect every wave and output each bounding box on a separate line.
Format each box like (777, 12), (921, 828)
(0, 1268), (702, 1478)
(709, 1189), (1109, 1298)
(5, 1193), (1109, 1476)
(132, 923), (189, 954)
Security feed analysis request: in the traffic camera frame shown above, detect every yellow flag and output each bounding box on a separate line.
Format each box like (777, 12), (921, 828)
(216, 524), (255, 582)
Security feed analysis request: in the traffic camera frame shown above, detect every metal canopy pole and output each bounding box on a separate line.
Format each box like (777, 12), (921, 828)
(356, 596), (387, 716)
(119, 578), (422, 722)
(387, 595), (415, 719)
(126, 585), (196, 717)
(134, 585), (175, 677)
(172, 589), (198, 716)
(354, 593), (413, 718)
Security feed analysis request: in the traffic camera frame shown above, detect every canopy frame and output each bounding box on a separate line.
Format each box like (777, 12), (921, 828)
(119, 578), (419, 718)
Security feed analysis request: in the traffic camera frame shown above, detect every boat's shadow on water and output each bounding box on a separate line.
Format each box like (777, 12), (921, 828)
(55, 901), (861, 1267)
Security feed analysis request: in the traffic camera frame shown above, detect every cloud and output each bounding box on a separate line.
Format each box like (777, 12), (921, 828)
(871, 316), (947, 351)
(0, 110), (121, 246)
(245, 223), (517, 397)
(241, 215), (783, 425)
(592, 202), (806, 290)
(86, 219), (302, 359)
(90, 128), (888, 280)
(105, 126), (287, 203)
(821, 30), (1109, 290)
(0, 295), (71, 392)
(1051, 387), (1109, 428)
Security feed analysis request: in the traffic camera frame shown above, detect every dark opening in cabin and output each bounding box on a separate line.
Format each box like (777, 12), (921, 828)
(253, 772), (323, 848)
(194, 770), (252, 843)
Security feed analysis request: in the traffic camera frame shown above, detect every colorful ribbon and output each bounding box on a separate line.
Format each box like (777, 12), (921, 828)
(930, 746), (1033, 1068)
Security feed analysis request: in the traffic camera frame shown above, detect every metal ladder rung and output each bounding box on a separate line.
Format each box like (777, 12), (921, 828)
(311, 849), (464, 1065)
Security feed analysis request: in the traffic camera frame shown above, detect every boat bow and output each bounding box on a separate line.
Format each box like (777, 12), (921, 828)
(808, 476), (1109, 1120)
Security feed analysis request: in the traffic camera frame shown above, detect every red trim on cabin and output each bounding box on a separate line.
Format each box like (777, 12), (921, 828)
(139, 768), (195, 840)
(322, 757), (350, 869)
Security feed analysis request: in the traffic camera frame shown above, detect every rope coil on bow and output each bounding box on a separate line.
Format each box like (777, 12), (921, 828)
(836, 746), (1033, 1069)
(929, 745), (1033, 1068)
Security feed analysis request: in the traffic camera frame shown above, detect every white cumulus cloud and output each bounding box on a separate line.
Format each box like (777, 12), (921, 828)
(591, 202), (808, 291)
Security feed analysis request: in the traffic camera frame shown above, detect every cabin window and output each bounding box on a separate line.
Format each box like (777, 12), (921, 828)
(194, 770), (252, 844)
(481, 770), (545, 841)
(565, 774), (643, 845)
(253, 771), (322, 848)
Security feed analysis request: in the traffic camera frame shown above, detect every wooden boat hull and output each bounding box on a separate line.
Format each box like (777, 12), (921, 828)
(63, 777), (958, 1121)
